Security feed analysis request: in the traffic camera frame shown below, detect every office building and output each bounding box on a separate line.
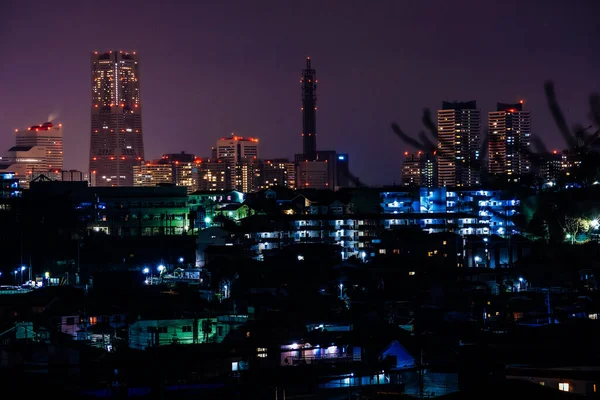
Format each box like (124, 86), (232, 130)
(437, 101), (481, 187)
(216, 135), (259, 190)
(401, 152), (437, 187)
(259, 158), (295, 189)
(16, 122), (63, 171)
(197, 159), (230, 191)
(296, 161), (329, 189)
(215, 135), (259, 164)
(488, 102), (531, 177)
(133, 161), (173, 187)
(90, 50), (144, 187)
(0, 146), (48, 188)
(161, 152), (198, 192)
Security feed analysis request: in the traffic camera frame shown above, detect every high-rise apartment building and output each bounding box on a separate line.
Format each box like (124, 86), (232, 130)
(301, 57), (317, 161)
(437, 101), (481, 187)
(16, 122), (63, 171)
(488, 102), (531, 177)
(538, 151), (563, 182)
(234, 158), (261, 193)
(90, 51), (144, 187)
(401, 152), (437, 187)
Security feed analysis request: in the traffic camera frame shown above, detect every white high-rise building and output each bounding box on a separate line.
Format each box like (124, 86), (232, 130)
(437, 101), (481, 187)
(15, 121), (63, 171)
(216, 134), (259, 163)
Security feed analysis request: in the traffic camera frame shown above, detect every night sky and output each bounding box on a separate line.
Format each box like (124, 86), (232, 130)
(0, 0), (598, 186)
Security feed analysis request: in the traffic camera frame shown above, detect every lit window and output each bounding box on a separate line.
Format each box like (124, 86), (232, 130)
(409, 271), (415, 276)
(89, 316), (97, 325)
(379, 249), (386, 254)
(559, 383), (570, 392)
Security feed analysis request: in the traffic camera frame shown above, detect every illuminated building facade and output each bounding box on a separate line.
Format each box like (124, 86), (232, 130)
(0, 145), (47, 188)
(197, 159), (230, 191)
(234, 158), (261, 193)
(216, 135), (259, 190)
(539, 151), (563, 182)
(437, 101), (481, 187)
(0, 172), (21, 198)
(161, 152), (198, 193)
(16, 122), (63, 171)
(301, 57), (317, 161)
(216, 135), (259, 164)
(488, 102), (531, 177)
(401, 152), (437, 187)
(133, 161), (173, 187)
(90, 50), (144, 187)
(259, 159), (295, 189)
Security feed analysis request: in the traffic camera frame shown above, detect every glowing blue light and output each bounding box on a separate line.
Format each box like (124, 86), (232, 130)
(338, 155), (345, 160)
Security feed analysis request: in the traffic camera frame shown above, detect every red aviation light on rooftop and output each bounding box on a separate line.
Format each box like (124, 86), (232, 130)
(553, 150), (558, 154)
(520, 100), (524, 104)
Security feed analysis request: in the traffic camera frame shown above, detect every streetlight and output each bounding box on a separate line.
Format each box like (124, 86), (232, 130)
(13, 270), (18, 285)
(158, 264), (165, 274)
(566, 234), (574, 244)
(339, 283), (344, 299)
(178, 257), (184, 264)
(20, 266), (26, 285)
(474, 256), (482, 267)
(143, 267), (150, 284)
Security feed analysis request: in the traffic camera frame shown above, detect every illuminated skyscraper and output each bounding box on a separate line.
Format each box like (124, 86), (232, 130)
(216, 134), (259, 190)
(437, 101), (481, 187)
(16, 122), (63, 171)
(216, 134), (259, 163)
(89, 50), (144, 186)
(301, 57), (317, 161)
(488, 102), (531, 177)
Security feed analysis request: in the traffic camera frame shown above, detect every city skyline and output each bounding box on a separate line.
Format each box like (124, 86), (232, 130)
(0, 1), (598, 186)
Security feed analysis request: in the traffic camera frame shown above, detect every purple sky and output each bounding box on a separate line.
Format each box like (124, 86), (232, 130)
(0, 0), (598, 186)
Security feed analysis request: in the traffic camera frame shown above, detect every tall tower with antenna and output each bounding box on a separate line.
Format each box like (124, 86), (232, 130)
(301, 57), (317, 161)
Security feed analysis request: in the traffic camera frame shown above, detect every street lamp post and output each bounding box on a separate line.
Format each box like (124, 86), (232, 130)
(339, 283), (344, 300)
(143, 267), (149, 284)
(20, 266), (26, 285)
